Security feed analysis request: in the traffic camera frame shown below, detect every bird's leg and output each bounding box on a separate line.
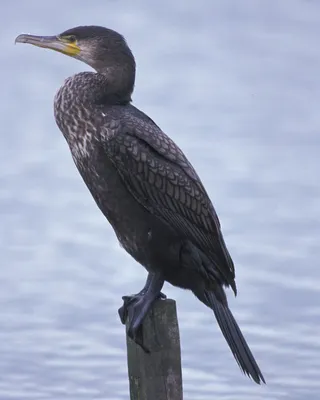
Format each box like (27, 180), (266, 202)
(118, 272), (166, 324)
(118, 272), (165, 352)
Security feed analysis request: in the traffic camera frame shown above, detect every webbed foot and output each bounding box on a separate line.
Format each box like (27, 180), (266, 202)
(118, 272), (165, 352)
(118, 291), (166, 324)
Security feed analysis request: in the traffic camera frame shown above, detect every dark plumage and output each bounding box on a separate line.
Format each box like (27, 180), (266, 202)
(15, 25), (265, 384)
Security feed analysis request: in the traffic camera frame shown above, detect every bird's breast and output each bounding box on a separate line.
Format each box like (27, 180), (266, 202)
(55, 92), (99, 161)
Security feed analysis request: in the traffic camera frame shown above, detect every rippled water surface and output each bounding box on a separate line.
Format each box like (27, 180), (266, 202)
(1, 1), (320, 399)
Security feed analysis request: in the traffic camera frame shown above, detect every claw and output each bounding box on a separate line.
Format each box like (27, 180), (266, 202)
(118, 272), (165, 352)
(118, 291), (165, 352)
(127, 324), (150, 353)
(118, 291), (166, 325)
(118, 303), (127, 324)
(118, 295), (135, 324)
(118, 293), (152, 352)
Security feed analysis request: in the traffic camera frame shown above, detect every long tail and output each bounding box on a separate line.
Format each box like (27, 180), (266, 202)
(194, 289), (265, 384)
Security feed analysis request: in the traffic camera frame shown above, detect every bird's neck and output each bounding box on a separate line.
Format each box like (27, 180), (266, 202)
(54, 68), (134, 148)
(94, 66), (135, 105)
(62, 68), (135, 106)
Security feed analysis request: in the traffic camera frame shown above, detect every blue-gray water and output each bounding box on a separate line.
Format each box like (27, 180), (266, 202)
(1, 1), (319, 399)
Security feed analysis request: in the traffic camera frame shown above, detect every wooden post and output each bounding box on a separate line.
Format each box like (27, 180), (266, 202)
(125, 298), (183, 400)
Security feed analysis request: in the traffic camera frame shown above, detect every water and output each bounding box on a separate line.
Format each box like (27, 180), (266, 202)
(1, 1), (320, 399)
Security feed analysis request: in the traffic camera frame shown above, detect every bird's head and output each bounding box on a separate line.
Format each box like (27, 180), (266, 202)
(15, 25), (135, 74)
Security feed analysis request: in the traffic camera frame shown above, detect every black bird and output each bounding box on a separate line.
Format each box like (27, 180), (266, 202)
(15, 26), (265, 384)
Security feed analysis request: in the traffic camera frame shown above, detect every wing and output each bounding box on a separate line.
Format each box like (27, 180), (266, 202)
(101, 109), (236, 291)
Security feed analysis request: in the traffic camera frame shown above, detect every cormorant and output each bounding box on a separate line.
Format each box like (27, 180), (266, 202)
(15, 26), (265, 384)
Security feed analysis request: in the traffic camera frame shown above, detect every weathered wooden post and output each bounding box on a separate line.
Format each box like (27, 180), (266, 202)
(125, 298), (183, 400)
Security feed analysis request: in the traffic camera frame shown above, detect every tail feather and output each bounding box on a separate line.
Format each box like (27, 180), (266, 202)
(197, 290), (265, 384)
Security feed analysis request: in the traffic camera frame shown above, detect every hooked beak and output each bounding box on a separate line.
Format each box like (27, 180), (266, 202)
(15, 34), (80, 56)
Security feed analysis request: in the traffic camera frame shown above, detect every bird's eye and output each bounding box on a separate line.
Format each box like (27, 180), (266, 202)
(61, 35), (77, 43)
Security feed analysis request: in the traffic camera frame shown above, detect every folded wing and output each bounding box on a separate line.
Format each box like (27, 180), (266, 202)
(102, 111), (236, 292)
